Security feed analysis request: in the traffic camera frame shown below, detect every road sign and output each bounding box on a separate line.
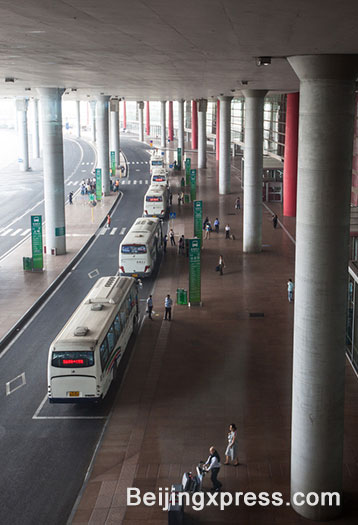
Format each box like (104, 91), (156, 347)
(31, 215), (43, 270)
(110, 151), (116, 176)
(95, 168), (102, 201)
(193, 200), (202, 241)
(169, 212), (176, 219)
(189, 238), (201, 304)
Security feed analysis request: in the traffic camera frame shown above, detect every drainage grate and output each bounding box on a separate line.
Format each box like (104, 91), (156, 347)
(249, 312), (264, 318)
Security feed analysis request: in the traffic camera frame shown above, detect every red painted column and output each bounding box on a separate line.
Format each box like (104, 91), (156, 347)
(283, 92), (299, 217)
(168, 101), (174, 141)
(191, 100), (198, 149)
(146, 101), (150, 135)
(123, 100), (127, 130)
(216, 99), (220, 161)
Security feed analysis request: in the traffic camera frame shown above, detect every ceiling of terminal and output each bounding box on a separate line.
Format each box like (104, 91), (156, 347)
(0, 1), (358, 101)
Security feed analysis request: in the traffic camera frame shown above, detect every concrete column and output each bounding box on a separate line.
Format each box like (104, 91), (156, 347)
(160, 100), (166, 148)
(16, 98), (29, 171)
(75, 100), (81, 138)
(191, 100), (198, 149)
(146, 101), (150, 135)
(31, 98), (40, 159)
(198, 98), (207, 169)
(242, 90), (267, 253)
(96, 95), (111, 196)
(218, 96), (232, 194)
(37, 87), (66, 255)
(283, 93), (299, 217)
(177, 99), (185, 155)
(90, 101), (96, 142)
(216, 99), (220, 161)
(288, 55), (358, 521)
(168, 101), (174, 141)
(110, 99), (120, 168)
(138, 101), (144, 142)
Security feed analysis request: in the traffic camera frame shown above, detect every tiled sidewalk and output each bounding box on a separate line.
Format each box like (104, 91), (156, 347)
(70, 146), (358, 524)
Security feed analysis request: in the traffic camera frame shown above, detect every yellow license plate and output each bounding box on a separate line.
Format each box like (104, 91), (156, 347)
(132, 273), (138, 277)
(69, 391), (79, 397)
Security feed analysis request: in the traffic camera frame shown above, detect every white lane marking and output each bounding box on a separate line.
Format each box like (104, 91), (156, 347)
(20, 228), (31, 236)
(0, 229), (13, 236)
(121, 180), (126, 185)
(99, 227), (107, 235)
(91, 161), (94, 164)
(81, 161), (85, 165)
(86, 162), (90, 165)
(131, 161), (135, 164)
(136, 161), (139, 164)
(81, 169), (87, 172)
(120, 227), (126, 235)
(141, 161), (144, 164)
(127, 180), (131, 184)
(88, 269), (99, 279)
(6, 373), (26, 396)
(145, 161), (149, 164)
(67, 181), (73, 185)
(139, 180), (143, 184)
(110, 227), (117, 235)
(0, 196), (44, 235)
(145, 180), (149, 184)
(136, 169), (140, 172)
(133, 180), (137, 184)
(10, 228), (22, 236)
(32, 394), (106, 420)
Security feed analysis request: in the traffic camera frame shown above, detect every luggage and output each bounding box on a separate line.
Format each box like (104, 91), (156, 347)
(215, 265), (220, 272)
(182, 469), (203, 493)
(168, 484), (184, 525)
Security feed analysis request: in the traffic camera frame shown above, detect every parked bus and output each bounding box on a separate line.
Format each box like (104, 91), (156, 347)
(47, 276), (138, 403)
(119, 217), (163, 277)
(151, 167), (169, 187)
(150, 153), (165, 172)
(143, 184), (168, 218)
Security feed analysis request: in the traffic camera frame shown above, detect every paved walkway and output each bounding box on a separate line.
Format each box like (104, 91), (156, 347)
(70, 143), (358, 524)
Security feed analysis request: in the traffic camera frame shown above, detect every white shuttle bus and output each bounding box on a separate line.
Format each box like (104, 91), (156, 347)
(150, 154), (165, 172)
(47, 276), (138, 403)
(143, 184), (168, 218)
(151, 167), (169, 187)
(119, 217), (163, 277)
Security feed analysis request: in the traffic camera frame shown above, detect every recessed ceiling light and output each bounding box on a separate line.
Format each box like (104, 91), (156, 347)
(256, 56), (271, 67)
(27, 30), (46, 34)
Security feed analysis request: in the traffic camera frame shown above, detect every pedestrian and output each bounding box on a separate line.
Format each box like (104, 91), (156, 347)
(181, 176), (185, 187)
(204, 221), (211, 239)
(178, 235), (185, 255)
(163, 234), (168, 253)
(287, 278), (294, 302)
(217, 254), (225, 275)
(169, 229), (175, 246)
(178, 192), (182, 205)
(146, 295), (153, 320)
(81, 184), (86, 195)
(164, 294), (173, 321)
(115, 179), (120, 191)
(106, 214), (111, 228)
(235, 197), (241, 211)
(203, 216), (209, 231)
(68, 191), (73, 204)
(180, 191), (184, 204)
(204, 447), (222, 492)
(272, 214), (278, 229)
(214, 218), (220, 233)
(225, 224), (231, 239)
(169, 192), (173, 206)
(224, 424), (239, 465)
(121, 165), (125, 174)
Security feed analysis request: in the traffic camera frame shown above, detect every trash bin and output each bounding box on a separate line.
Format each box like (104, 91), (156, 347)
(184, 194), (189, 203)
(23, 257), (33, 271)
(176, 288), (183, 305)
(182, 290), (188, 305)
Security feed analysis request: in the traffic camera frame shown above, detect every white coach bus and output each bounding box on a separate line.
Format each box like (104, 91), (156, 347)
(119, 217), (163, 277)
(47, 276), (138, 403)
(150, 153), (165, 172)
(151, 167), (169, 187)
(143, 184), (168, 218)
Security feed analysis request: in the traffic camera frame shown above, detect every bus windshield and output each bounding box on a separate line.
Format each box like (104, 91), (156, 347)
(121, 244), (147, 254)
(52, 350), (94, 368)
(146, 196), (163, 202)
(151, 160), (163, 166)
(153, 175), (165, 181)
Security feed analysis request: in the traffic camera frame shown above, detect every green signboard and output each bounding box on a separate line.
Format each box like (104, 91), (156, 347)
(110, 151), (116, 176)
(55, 226), (65, 237)
(189, 238), (201, 304)
(31, 215), (43, 270)
(185, 158), (191, 185)
(95, 168), (102, 201)
(190, 168), (197, 201)
(193, 200), (203, 241)
(177, 147), (182, 170)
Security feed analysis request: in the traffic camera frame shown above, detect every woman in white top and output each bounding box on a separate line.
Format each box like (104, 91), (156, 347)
(224, 423), (239, 465)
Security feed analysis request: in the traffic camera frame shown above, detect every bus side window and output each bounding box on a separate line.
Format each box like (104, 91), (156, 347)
(100, 339), (110, 370)
(120, 306), (126, 325)
(114, 314), (121, 338)
(107, 325), (116, 352)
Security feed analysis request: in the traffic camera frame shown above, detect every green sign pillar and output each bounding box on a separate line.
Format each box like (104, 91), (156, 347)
(185, 158), (191, 185)
(110, 151), (116, 176)
(95, 168), (102, 201)
(190, 168), (197, 201)
(189, 238), (201, 305)
(177, 147), (182, 170)
(193, 200), (203, 241)
(31, 215), (43, 270)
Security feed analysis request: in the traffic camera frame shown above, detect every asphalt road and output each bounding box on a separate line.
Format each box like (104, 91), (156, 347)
(0, 136), (96, 259)
(0, 136), (160, 525)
